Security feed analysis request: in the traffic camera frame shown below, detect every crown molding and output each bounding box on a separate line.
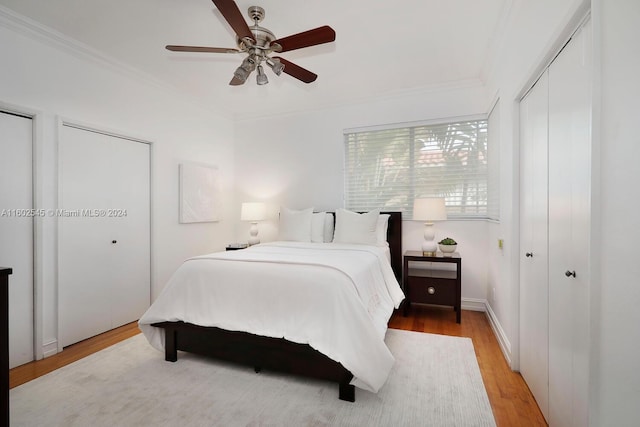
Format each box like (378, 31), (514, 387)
(235, 77), (486, 122)
(0, 5), (230, 120)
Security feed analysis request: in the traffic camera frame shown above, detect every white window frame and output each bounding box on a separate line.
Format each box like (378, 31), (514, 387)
(487, 100), (501, 221)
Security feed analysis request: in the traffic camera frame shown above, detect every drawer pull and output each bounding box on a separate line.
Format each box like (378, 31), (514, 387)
(427, 287), (436, 295)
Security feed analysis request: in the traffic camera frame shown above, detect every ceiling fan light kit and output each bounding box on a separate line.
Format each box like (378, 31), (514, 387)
(256, 65), (268, 85)
(266, 57), (284, 76)
(166, 0), (336, 86)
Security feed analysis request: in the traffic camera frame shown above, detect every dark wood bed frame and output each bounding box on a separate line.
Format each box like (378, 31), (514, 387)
(152, 211), (402, 402)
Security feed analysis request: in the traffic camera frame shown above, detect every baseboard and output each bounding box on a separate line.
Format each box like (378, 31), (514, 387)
(42, 340), (58, 359)
(462, 299), (513, 367)
(461, 298), (487, 312)
(485, 302), (512, 366)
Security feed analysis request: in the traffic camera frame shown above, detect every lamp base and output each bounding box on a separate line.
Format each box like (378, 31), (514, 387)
(422, 223), (438, 256)
(248, 222), (260, 246)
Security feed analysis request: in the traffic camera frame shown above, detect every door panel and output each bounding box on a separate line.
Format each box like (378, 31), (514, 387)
(59, 125), (150, 347)
(104, 137), (150, 328)
(0, 111), (34, 368)
(519, 72), (550, 422)
(548, 21), (591, 427)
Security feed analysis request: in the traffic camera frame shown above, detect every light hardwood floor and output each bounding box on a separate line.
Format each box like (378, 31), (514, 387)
(9, 322), (140, 389)
(11, 308), (546, 426)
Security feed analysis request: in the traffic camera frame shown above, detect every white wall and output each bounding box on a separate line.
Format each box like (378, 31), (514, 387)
(0, 15), (235, 356)
(590, 0), (640, 423)
(234, 83), (492, 305)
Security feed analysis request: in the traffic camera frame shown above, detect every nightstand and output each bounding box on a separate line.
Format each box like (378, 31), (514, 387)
(403, 251), (462, 323)
(226, 243), (248, 251)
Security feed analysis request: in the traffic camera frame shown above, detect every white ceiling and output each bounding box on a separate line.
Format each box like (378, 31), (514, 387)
(0, 0), (507, 119)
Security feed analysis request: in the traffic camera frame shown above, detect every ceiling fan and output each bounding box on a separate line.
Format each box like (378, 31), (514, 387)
(166, 0), (336, 86)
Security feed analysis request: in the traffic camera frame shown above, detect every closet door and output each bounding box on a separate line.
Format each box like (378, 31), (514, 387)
(0, 111), (34, 368)
(59, 125), (150, 348)
(519, 72), (550, 422)
(548, 22), (591, 427)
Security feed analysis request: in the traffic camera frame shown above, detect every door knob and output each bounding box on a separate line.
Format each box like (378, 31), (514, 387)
(565, 270), (576, 278)
(525, 252), (533, 258)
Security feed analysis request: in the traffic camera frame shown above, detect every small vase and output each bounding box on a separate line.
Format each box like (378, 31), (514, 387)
(439, 244), (457, 256)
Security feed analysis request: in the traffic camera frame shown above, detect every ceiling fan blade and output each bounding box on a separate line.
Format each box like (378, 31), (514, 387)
(273, 57), (317, 83)
(166, 45), (239, 54)
(272, 26), (336, 53)
(211, 0), (254, 42)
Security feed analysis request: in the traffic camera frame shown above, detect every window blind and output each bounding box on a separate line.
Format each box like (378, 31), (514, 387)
(344, 118), (490, 219)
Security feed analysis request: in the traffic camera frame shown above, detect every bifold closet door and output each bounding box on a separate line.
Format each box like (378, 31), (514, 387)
(59, 125), (150, 348)
(519, 71), (550, 422)
(547, 21), (591, 427)
(0, 111), (34, 368)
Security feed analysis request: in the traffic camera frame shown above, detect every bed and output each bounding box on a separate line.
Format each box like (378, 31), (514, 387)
(139, 210), (403, 402)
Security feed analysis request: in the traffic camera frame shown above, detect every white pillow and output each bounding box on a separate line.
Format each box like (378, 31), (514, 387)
(311, 212), (326, 243)
(377, 214), (390, 246)
(279, 207), (313, 242)
(333, 209), (380, 245)
(323, 214), (335, 243)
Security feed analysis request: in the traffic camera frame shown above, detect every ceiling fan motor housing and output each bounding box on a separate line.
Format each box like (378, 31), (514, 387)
(236, 6), (279, 53)
(237, 25), (276, 51)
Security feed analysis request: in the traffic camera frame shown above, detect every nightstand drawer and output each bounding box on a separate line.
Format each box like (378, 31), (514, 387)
(407, 277), (456, 306)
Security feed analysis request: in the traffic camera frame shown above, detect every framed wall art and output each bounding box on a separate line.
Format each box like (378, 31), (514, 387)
(179, 162), (220, 223)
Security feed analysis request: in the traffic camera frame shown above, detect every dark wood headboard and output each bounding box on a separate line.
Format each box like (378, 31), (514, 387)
(383, 211), (403, 281)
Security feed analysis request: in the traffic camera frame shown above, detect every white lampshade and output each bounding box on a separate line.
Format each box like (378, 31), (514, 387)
(240, 202), (266, 222)
(412, 197), (447, 221)
(412, 198), (447, 255)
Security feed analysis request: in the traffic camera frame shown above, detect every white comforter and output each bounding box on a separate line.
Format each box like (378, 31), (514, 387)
(138, 241), (404, 392)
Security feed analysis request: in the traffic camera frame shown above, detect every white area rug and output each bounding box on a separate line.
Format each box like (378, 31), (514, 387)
(11, 329), (496, 426)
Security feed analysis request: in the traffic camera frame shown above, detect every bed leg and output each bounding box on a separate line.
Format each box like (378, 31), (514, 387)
(164, 328), (178, 362)
(339, 382), (355, 402)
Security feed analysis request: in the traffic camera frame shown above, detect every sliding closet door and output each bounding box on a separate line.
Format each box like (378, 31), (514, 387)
(59, 125), (150, 347)
(0, 111), (34, 368)
(519, 71), (550, 422)
(548, 21), (591, 427)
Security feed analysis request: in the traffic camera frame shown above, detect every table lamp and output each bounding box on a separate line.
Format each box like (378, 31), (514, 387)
(412, 197), (447, 255)
(241, 202), (266, 245)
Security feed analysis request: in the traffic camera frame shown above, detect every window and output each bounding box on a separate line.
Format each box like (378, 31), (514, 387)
(344, 117), (490, 219)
